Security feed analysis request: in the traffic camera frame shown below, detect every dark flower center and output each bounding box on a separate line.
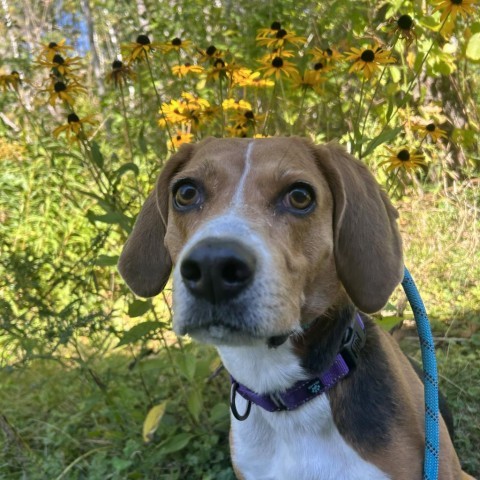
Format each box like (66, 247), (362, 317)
(176, 135), (182, 141)
(54, 81), (67, 92)
(206, 45), (217, 56)
(52, 54), (64, 64)
(244, 110), (255, 119)
(136, 35), (151, 45)
(11, 71), (19, 75)
(360, 49), (375, 62)
(276, 29), (287, 39)
(271, 21), (281, 30)
(397, 149), (410, 161)
(214, 58), (225, 68)
(397, 14), (414, 30)
(426, 123), (436, 132)
(325, 48), (333, 56)
(184, 62), (191, 67)
(48, 42), (58, 48)
(67, 113), (80, 123)
(451, 0), (462, 4)
(112, 59), (123, 69)
(172, 37), (182, 46)
(272, 57), (284, 68)
(314, 62), (324, 70)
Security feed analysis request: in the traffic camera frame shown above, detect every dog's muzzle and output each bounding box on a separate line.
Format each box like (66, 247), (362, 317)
(180, 238), (257, 304)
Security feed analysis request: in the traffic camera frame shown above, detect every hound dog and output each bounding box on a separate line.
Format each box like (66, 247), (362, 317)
(119, 137), (474, 480)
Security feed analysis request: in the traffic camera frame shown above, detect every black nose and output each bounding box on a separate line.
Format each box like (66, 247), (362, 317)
(180, 239), (256, 304)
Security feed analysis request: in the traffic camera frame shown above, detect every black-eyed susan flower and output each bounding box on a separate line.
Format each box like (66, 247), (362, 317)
(258, 55), (299, 79)
(159, 93), (210, 128)
(106, 59), (136, 88)
(291, 69), (326, 92)
(345, 45), (395, 80)
(36, 54), (82, 78)
(47, 80), (86, 106)
(309, 46), (343, 64)
(161, 37), (192, 53)
(171, 63), (204, 78)
(197, 45), (223, 62)
(38, 39), (74, 62)
(226, 123), (248, 138)
(412, 122), (448, 141)
(52, 112), (96, 144)
(380, 146), (426, 171)
(432, 0), (477, 22)
(206, 58), (228, 81)
(256, 28), (306, 49)
(257, 21), (283, 38)
(222, 98), (252, 111)
(122, 35), (162, 63)
(231, 68), (275, 88)
(393, 14), (417, 44)
(0, 71), (21, 92)
(168, 131), (194, 150)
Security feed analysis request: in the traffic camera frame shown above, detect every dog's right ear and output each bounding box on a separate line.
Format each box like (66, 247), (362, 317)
(118, 143), (195, 297)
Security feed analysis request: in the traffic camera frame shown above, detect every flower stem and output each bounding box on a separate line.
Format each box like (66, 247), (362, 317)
(119, 81), (135, 162)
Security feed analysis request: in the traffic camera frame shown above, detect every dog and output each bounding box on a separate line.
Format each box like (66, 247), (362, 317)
(119, 137), (474, 480)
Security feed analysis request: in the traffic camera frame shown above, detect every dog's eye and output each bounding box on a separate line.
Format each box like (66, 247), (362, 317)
(283, 183), (315, 213)
(173, 182), (201, 210)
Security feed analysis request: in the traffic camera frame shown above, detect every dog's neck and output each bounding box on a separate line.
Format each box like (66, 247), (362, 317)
(217, 305), (356, 396)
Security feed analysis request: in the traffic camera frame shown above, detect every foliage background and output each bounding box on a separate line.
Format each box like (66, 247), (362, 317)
(0, 0), (479, 478)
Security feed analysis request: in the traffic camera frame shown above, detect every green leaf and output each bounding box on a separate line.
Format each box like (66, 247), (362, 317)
(91, 141), (104, 168)
(362, 127), (403, 158)
(94, 254), (119, 266)
(177, 352), (197, 381)
(116, 320), (162, 347)
(377, 315), (404, 332)
(466, 33), (480, 61)
(115, 162), (139, 179)
(159, 433), (193, 455)
(127, 300), (153, 318)
(187, 389), (203, 422)
(86, 210), (132, 232)
(138, 127), (148, 154)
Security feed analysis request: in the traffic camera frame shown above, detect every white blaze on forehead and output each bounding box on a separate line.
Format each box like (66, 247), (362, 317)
(230, 140), (254, 209)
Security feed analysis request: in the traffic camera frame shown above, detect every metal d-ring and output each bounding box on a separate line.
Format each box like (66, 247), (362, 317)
(230, 382), (252, 421)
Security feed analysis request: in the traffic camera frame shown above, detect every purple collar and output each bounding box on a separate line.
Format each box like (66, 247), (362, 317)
(229, 313), (366, 421)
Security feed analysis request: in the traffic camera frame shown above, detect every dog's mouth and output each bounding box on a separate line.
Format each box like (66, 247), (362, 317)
(178, 321), (293, 348)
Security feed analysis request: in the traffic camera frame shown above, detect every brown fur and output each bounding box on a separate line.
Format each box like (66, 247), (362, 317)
(118, 137), (472, 479)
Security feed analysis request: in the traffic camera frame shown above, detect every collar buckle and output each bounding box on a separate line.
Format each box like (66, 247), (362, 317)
(339, 314), (366, 370)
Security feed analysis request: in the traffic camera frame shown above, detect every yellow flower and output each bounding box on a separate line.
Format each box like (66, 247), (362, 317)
(222, 98), (252, 111)
(432, 0), (477, 22)
(256, 28), (306, 49)
(52, 112), (96, 144)
(38, 39), (74, 62)
(36, 54), (82, 78)
(168, 131), (194, 150)
(257, 21), (283, 38)
(379, 147), (426, 171)
(171, 63), (204, 78)
(226, 123), (248, 138)
(258, 55), (299, 79)
(412, 122), (448, 141)
(161, 37), (192, 53)
(291, 69), (326, 92)
(309, 47), (343, 64)
(345, 45), (395, 79)
(196, 45), (223, 62)
(391, 14), (417, 45)
(122, 35), (162, 63)
(46, 80), (86, 106)
(159, 93), (210, 127)
(0, 71), (21, 92)
(106, 59), (136, 88)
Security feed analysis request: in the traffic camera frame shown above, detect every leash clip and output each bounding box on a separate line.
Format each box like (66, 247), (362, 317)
(230, 381), (252, 421)
(339, 316), (366, 370)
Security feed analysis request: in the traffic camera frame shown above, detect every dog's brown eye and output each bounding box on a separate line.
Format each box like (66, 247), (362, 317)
(173, 182), (201, 209)
(283, 184), (315, 212)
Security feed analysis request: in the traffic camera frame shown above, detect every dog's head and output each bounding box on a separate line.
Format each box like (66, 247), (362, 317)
(118, 137), (403, 345)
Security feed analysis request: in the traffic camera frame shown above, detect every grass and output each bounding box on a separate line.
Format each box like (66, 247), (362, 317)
(0, 184), (479, 479)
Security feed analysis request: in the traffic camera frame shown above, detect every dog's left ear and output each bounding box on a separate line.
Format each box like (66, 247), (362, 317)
(118, 143), (195, 297)
(311, 142), (403, 313)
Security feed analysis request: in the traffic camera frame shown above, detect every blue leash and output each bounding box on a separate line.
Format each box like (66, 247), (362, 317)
(402, 267), (440, 480)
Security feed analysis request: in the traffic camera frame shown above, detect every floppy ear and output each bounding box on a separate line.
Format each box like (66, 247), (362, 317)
(312, 143), (403, 313)
(118, 143), (195, 297)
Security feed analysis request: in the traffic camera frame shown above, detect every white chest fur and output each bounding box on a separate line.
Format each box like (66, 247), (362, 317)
(218, 342), (390, 480)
